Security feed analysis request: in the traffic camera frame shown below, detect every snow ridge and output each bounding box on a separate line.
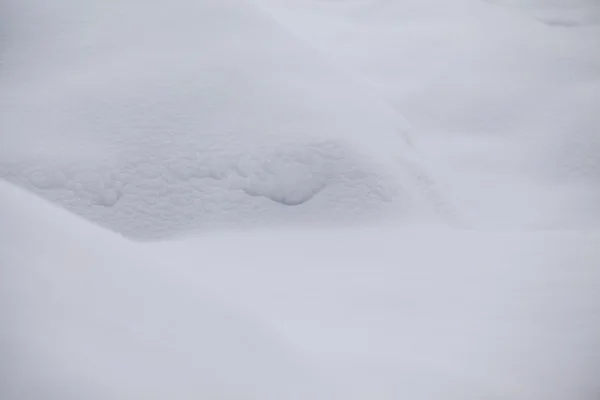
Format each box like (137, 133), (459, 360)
(0, 0), (455, 239)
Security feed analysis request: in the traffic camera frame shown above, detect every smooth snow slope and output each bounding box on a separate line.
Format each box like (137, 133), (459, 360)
(0, 0), (455, 240)
(155, 227), (600, 400)
(0, 180), (330, 400)
(2, 181), (599, 400)
(254, 0), (600, 228)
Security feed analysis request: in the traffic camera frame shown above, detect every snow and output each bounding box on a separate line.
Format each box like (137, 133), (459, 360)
(486, 0), (600, 27)
(0, 0), (455, 240)
(253, 0), (600, 229)
(3, 180), (600, 399)
(2, 0), (600, 399)
(3, 179), (599, 399)
(0, 181), (329, 400)
(153, 228), (600, 400)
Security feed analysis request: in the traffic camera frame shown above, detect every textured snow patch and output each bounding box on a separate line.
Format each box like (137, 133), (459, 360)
(2, 141), (422, 239)
(0, 0), (452, 239)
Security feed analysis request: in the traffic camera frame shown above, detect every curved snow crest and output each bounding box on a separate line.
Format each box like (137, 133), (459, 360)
(1, 140), (451, 240)
(253, 0), (600, 228)
(0, 180), (331, 400)
(0, 0), (454, 239)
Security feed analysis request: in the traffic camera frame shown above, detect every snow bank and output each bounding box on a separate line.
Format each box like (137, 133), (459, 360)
(0, 0), (453, 240)
(0, 180), (330, 399)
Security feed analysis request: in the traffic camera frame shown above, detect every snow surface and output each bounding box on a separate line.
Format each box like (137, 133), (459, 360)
(486, 0), (600, 27)
(0, 0), (457, 240)
(2, 180), (599, 399)
(0, 181), (330, 400)
(154, 228), (600, 400)
(2, 0), (600, 399)
(253, 0), (600, 228)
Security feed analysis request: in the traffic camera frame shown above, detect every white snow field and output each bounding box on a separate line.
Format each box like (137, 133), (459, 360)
(2, 0), (600, 399)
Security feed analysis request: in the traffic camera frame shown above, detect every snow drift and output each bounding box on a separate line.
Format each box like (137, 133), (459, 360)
(0, 180), (329, 400)
(255, 0), (600, 228)
(2, 1), (600, 399)
(154, 226), (600, 400)
(4, 176), (597, 400)
(0, 0), (453, 240)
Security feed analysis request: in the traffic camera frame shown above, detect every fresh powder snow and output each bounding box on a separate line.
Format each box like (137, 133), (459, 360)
(1, 0), (599, 399)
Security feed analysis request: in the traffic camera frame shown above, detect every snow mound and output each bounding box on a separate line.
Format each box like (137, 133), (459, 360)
(255, 0), (600, 228)
(0, 0), (453, 240)
(0, 180), (330, 399)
